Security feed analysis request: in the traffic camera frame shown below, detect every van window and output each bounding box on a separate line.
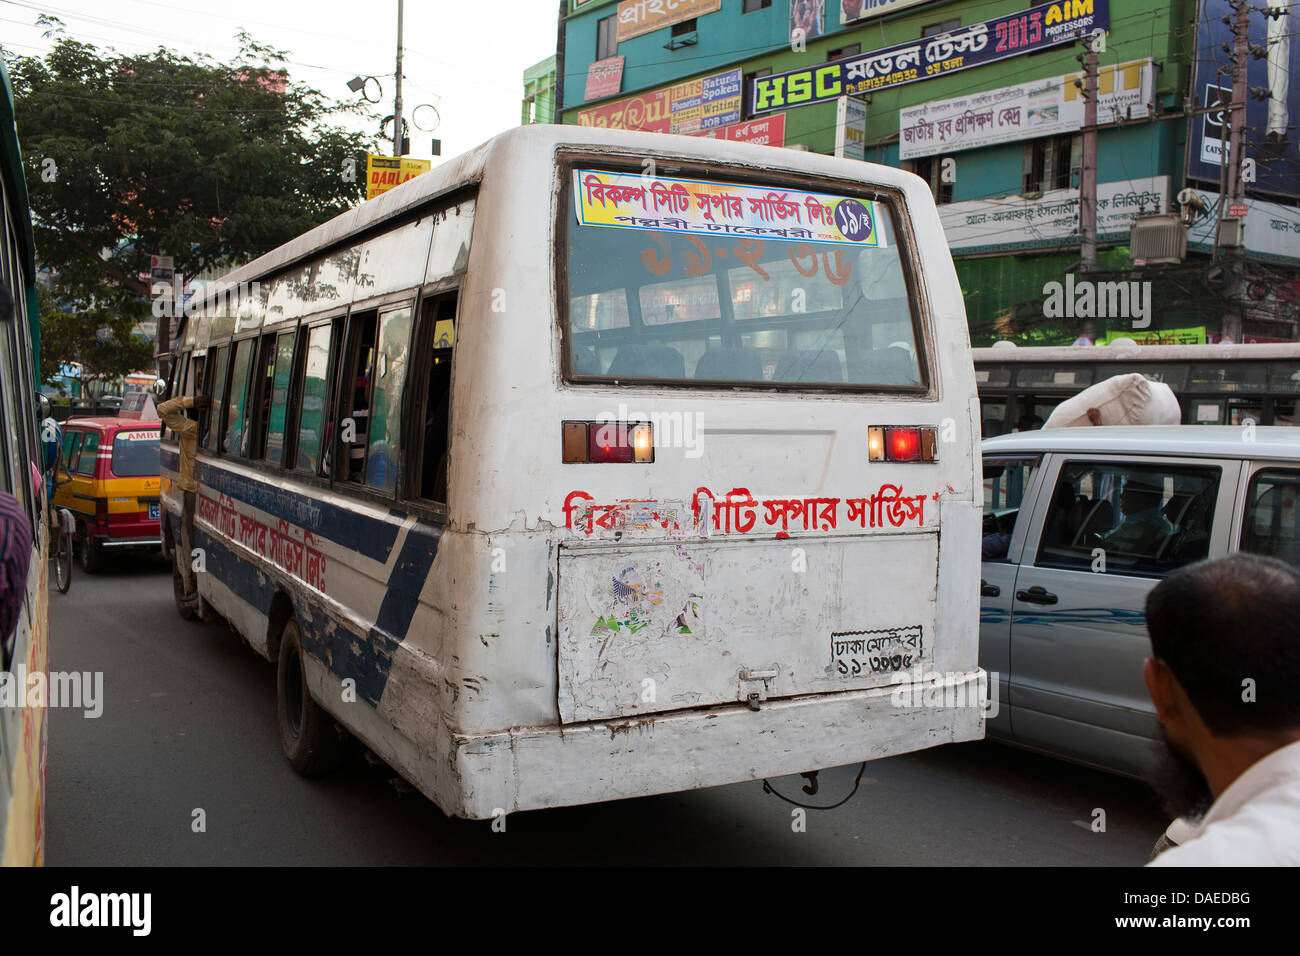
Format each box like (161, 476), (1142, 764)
(111, 430), (160, 477)
(982, 456), (1039, 562)
(1036, 462), (1221, 577)
(1241, 469), (1300, 566)
(76, 432), (100, 476)
(61, 429), (80, 471)
(566, 169), (924, 389)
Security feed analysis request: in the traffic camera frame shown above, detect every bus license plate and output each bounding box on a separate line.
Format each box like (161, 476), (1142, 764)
(148, 503), (159, 519)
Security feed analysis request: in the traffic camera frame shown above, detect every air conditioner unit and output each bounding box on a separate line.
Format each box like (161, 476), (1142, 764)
(1129, 214), (1187, 264)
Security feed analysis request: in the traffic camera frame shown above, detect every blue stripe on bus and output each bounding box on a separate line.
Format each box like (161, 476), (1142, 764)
(161, 448), (400, 562)
(372, 520), (441, 649)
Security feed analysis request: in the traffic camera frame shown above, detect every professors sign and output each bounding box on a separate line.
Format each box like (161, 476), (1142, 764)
(750, 0), (1108, 116)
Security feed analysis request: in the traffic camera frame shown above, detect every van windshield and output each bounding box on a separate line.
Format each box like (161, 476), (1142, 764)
(565, 168), (924, 389)
(112, 431), (161, 477)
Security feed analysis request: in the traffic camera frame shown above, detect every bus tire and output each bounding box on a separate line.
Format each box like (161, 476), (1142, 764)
(78, 527), (101, 574)
(172, 560), (198, 621)
(276, 618), (341, 776)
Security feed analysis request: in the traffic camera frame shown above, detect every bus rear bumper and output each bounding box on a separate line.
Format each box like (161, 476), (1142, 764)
(447, 669), (987, 820)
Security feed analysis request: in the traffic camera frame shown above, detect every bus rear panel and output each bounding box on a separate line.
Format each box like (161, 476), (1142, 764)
(162, 127), (983, 819)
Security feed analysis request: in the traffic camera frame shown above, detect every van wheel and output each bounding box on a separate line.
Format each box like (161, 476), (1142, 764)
(276, 619), (341, 776)
(78, 528), (101, 574)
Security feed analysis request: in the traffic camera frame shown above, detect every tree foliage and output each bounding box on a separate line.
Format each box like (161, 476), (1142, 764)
(35, 283), (154, 390)
(8, 31), (378, 381)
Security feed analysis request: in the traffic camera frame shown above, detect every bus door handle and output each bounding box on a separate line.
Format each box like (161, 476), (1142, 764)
(1016, 586), (1058, 605)
(980, 579), (1000, 598)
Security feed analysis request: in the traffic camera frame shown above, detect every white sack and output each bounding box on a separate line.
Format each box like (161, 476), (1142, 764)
(1043, 372), (1181, 428)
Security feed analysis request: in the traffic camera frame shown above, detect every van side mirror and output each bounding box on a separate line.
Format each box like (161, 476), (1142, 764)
(153, 378), (168, 397)
(36, 392), (51, 421)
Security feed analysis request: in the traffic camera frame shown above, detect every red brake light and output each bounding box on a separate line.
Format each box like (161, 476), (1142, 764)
(887, 427), (921, 462)
(868, 425), (939, 462)
(564, 421), (654, 464)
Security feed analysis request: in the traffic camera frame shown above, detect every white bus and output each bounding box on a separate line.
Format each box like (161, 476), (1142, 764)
(160, 125), (985, 819)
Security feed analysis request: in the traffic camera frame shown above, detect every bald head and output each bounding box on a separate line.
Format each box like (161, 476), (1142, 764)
(1146, 553), (1300, 736)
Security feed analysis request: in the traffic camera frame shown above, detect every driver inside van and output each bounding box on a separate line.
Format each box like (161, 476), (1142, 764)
(1101, 476), (1173, 556)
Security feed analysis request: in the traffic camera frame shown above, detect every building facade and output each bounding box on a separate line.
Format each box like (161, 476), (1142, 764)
(558, 0), (1300, 345)
(523, 54), (558, 125)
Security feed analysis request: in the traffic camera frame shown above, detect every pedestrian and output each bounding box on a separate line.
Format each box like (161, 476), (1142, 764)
(156, 392), (210, 607)
(1143, 553), (1300, 865)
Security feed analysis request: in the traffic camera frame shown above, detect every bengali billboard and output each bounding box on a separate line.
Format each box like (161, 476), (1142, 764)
(1187, 0), (1300, 200)
(617, 0), (721, 42)
(693, 113), (787, 146)
(750, 0), (1108, 117)
(940, 176), (1169, 253)
(575, 169), (887, 246)
(577, 67), (742, 134)
(585, 56), (625, 101)
(899, 59), (1152, 160)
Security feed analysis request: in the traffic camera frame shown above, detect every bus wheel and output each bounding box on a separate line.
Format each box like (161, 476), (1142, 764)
(276, 619), (341, 776)
(172, 561), (198, 621)
(78, 527), (102, 574)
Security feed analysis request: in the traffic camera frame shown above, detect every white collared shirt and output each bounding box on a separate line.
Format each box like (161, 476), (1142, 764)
(1149, 739), (1300, 866)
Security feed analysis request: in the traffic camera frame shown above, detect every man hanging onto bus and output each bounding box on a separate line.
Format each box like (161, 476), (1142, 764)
(157, 392), (210, 608)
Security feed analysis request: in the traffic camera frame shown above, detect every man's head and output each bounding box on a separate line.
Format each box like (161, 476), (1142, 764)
(1144, 553), (1300, 811)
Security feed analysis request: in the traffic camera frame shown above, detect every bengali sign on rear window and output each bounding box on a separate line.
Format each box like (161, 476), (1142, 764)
(573, 169), (886, 247)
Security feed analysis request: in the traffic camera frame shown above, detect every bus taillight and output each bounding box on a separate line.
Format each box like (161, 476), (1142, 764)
(562, 421), (654, 464)
(868, 426), (938, 463)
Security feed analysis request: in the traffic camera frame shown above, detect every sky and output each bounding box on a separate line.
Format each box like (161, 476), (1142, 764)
(0, 0), (560, 164)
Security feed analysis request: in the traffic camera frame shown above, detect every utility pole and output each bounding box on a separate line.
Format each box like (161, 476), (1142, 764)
(1079, 32), (1099, 273)
(393, 0), (405, 157)
(1218, 0), (1250, 342)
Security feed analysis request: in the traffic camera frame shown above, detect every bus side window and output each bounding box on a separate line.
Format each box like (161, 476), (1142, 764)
(295, 321), (335, 476)
(249, 333), (277, 459)
(203, 346), (230, 452)
(365, 304), (412, 493)
(337, 310), (378, 485)
(262, 330), (296, 466)
(223, 338), (257, 456)
(411, 291), (457, 504)
(164, 352), (188, 441)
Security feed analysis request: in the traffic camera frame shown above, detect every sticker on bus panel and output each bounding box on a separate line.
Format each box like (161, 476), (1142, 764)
(832, 625), (923, 678)
(574, 169), (886, 247)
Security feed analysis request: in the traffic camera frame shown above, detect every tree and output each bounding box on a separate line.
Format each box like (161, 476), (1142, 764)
(35, 283), (155, 394)
(8, 31), (379, 380)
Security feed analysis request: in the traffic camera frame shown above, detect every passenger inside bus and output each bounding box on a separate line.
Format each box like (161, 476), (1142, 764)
(419, 294), (456, 502)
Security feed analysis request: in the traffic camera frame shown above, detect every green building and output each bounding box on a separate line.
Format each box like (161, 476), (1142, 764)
(558, 0), (1300, 345)
(523, 54), (557, 125)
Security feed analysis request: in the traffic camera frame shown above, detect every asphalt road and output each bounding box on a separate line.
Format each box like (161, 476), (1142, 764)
(47, 555), (1169, 866)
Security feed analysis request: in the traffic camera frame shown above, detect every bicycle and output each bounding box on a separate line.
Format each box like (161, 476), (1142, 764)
(48, 492), (73, 594)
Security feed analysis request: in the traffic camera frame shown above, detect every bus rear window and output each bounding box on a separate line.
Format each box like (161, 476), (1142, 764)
(566, 168), (924, 389)
(111, 431), (160, 477)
